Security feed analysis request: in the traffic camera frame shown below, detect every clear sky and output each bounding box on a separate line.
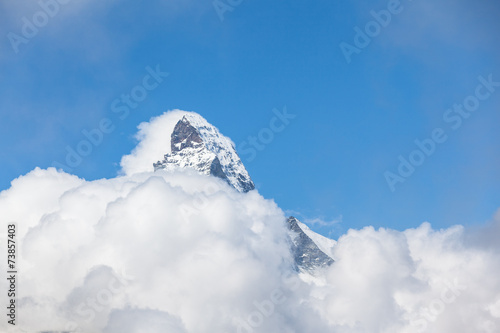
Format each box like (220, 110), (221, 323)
(1, 0), (499, 238)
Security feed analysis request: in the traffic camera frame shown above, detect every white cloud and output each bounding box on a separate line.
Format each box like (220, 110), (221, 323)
(309, 222), (500, 332)
(1, 166), (298, 333)
(1, 111), (499, 332)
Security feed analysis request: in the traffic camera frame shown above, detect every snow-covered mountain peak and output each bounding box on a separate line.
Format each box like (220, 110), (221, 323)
(154, 113), (255, 193)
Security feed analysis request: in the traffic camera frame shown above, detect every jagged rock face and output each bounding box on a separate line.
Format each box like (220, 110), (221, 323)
(171, 119), (203, 153)
(154, 114), (255, 193)
(287, 216), (334, 272)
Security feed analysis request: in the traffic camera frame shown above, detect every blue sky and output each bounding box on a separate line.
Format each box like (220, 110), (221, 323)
(1, 0), (499, 238)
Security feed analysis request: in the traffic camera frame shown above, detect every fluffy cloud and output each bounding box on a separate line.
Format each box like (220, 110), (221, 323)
(1, 166), (299, 333)
(1, 111), (499, 333)
(312, 221), (500, 332)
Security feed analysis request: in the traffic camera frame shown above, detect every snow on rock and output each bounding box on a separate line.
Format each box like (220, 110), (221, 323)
(295, 219), (336, 259)
(154, 113), (255, 193)
(287, 216), (335, 273)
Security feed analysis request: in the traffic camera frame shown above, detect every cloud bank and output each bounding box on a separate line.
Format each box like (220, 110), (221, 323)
(1, 111), (499, 333)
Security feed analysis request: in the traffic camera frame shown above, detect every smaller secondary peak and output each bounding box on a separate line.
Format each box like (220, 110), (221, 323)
(154, 113), (255, 193)
(287, 216), (334, 273)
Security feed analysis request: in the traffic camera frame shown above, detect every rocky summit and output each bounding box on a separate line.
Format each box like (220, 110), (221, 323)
(154, 113), (255, 193)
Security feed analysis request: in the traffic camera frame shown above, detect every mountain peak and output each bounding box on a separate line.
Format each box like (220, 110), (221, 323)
(154, 113), (255, 193)
(287, 216), (335, 272)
